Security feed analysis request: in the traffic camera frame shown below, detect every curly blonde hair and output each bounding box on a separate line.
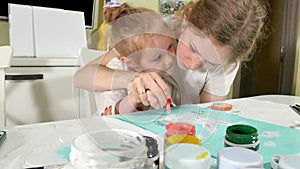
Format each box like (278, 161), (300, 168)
(189, 0), (271, 63)
(103, 3), (130, 23)
(110, 7), (172, 59)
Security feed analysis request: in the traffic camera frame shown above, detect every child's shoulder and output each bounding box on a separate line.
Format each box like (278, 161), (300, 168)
(107, 57), (127, 70)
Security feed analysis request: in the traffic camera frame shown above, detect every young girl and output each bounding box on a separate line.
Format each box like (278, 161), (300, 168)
(80, 7), (176, 115)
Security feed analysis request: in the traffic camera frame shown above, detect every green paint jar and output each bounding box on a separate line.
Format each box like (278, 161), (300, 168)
(224, 124), (259, 151)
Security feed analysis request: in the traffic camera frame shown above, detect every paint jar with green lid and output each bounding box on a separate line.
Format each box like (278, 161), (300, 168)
(224, 124), (259, 151)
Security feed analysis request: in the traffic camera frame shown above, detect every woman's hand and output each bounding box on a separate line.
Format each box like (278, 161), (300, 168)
(128, 72), (171, 109)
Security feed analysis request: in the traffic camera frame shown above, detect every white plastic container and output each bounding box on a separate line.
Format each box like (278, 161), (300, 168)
(69, 129), (147, 169)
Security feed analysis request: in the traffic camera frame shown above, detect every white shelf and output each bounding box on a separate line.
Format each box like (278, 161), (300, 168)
(11, 57), (80, 67)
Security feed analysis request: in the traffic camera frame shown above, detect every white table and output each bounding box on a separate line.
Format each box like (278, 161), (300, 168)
(227, 95), (300, 128)
(0, 117), (161, 169)
(0, 95), (299, 169)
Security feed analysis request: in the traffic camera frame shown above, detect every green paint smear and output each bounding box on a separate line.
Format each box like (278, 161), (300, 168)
(56, 146), (71, 161)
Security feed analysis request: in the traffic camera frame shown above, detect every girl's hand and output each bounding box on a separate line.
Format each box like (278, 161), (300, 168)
(128, 72), (171, 109)
(101, 106), (113, 116)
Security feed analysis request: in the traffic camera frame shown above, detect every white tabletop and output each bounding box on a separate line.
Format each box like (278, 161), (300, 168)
(227, 95), (300, 127)
(0, 94), (299, 169)
(0, 117), (161, 169)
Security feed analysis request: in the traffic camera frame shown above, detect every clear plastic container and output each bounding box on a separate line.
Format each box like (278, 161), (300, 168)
(69, 129), (148, 169)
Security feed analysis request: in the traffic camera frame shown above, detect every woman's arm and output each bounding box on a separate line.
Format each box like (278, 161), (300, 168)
(74, 49), (171, 109)
(74, 49), (135, 92)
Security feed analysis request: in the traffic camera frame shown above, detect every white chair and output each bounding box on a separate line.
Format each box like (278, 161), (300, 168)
(77, 48), (107, 117)
(0, 46), (13, 127)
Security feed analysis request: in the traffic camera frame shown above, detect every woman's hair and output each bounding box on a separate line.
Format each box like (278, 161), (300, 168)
(174, 1), (195, 19)
(170, 1), (195, 39)
(109, 7), (173, 59)
(189, 0), (271, 63)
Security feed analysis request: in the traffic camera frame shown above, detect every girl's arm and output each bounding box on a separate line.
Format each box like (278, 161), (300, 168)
(115, 89), (166, 114)
(115, 93), (140, 114)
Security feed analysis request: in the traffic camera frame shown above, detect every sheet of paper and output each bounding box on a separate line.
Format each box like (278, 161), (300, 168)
(33, 6), (87, 58)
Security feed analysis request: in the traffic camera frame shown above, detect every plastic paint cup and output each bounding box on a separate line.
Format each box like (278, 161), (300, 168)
(165, 143), (210, 169)
(224, 124), (259, 151)
(165, 122), (196, 138)
(210, 102), (233, 111)
(69, 129), (147, 169)
(217, 147), (263, 169)
(166, 134), (202, 146)
(143, 136), (160, 168)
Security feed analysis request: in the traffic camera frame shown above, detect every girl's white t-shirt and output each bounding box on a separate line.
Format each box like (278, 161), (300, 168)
(95, 57), (127, 115)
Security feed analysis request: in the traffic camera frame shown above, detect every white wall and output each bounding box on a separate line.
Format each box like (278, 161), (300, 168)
(117, 0), (159, 12)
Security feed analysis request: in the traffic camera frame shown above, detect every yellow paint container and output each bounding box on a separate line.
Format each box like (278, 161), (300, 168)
(167, 134), (201, 146)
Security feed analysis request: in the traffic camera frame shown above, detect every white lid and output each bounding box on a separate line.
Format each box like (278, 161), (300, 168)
(278, 154), (300, 169)
(165, 143), (210, 169)
(217, 147), (263, 169)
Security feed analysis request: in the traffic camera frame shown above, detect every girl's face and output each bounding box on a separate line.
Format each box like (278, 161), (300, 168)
(176, 25), (233, 71)
(126, 35), (176, 74)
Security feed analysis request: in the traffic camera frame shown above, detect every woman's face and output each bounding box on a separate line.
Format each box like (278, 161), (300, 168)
(176, 25), (233, 71)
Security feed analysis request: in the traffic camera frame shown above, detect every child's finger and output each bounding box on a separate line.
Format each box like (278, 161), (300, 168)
(101, 106), (113, 116)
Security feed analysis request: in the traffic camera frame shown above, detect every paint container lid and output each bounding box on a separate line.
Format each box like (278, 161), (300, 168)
(165, 143), (210, 169)
(217, 147), (263, 169)
(165, 122), (196, 137)
(210, 102), (233, 111)
(278, 154), (300, 169)
(225, 124), (258, 144)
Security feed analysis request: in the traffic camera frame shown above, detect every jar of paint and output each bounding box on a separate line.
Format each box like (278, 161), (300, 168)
(143, 136), (160, 169)
(165, 122), (200, 146)
(69, 129), (148, 169)
(165, 122), (196, 137)
(224, 124), (259, 151)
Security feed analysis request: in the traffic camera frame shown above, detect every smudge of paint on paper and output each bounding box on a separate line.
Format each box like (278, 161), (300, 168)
(261, 131), (281, 138)
(263, 141), (277, 147)
(56, 146), (71, 160)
